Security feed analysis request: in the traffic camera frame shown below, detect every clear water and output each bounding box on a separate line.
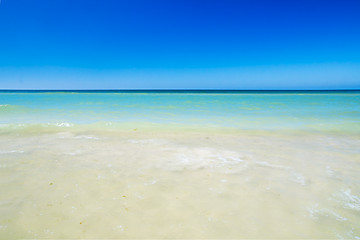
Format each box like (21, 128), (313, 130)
(0, 91), (360, 238)
(1, 90), (360, 132)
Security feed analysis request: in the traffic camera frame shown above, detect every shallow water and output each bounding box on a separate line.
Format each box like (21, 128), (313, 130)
(0, 91), (360, 238)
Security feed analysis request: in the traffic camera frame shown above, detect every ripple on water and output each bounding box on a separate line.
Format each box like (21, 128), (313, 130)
(289, 171), (307, 186)
(45, 122), (74, 127)
(0, 150), (24, 154)
(164, 148), (248, 173)
(255, 161), (290, 170)
(56, 132), (100, 140)
(64, 150), (82, 156)
(307, 203), (348, 222)
(332, 189), (360, 211)
(326, 166), (334, 176)
(73, 135), (100, 140)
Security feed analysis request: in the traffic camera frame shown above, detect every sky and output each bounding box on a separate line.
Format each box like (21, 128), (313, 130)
(0, 0), (359, 89)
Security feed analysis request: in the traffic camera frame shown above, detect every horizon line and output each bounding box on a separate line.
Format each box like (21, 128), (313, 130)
(1, 88), (360, 92)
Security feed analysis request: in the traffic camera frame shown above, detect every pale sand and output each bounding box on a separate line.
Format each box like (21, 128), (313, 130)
(0, 129), (360, 238)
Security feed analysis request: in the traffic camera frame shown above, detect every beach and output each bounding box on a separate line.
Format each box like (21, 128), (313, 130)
(1, 91), (360, 238)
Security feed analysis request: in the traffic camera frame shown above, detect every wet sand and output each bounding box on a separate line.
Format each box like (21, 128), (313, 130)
(1, 129), (359, 238)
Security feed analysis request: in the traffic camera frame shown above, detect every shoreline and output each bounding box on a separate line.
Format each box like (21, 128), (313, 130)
(1, 122), (360, 238)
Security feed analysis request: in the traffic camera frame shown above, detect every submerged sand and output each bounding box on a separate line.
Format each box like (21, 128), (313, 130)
(0, 129), (360, 238)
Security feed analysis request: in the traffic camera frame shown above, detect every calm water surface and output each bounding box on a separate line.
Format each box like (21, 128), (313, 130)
(0, 91), (360, 238)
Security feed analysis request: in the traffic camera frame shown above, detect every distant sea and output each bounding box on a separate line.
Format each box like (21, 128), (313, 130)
(1, 90), (359, 133)
(1, 90), (360, 238)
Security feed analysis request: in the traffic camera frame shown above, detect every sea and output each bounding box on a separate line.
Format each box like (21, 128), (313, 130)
(0, 90), (360, 238)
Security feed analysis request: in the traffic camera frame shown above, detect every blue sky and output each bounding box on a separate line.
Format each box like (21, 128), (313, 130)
(0, 0), (359, 89)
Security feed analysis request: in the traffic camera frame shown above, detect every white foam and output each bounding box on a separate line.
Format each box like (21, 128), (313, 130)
(0, 150), (24, 154)
(227, 156), (244, 162)
(330, 211), (348, 222)
(346, 229), (360, 240)
(74, 135), (99, 140)
(114, 225), (125, 231)
(307, 204), (320, 219)
(337, 229), (360, 240)
(50, 122), (74, 127)
(167, 148), (248, 173)
(307, 203), (348, 222)
(128, 139), (156, 144)
(255, 161), (290, 170)
(127, 138), (166, 145)
(64, 150), (82, 156)
(334, 189), (360, 211)
(326, 166), (334, 176)
(289, 171), (307, 186)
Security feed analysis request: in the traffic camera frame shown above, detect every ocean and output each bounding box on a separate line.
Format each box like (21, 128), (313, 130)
(1, 90), (360, 238)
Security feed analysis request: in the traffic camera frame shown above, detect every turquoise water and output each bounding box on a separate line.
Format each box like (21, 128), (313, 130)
(1, 91), (360, 132)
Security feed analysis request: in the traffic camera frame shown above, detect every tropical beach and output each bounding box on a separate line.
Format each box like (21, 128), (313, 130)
(0, 91), (360, 238)
(1, 0), (360, 239)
